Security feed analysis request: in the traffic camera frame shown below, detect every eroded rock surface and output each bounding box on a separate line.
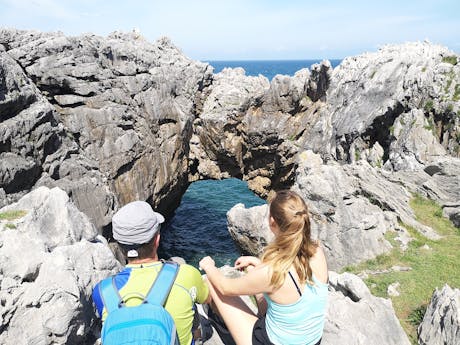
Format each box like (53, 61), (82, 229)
(1, 29), (460, 345)
(1, 29), (213, 229)
(0, 186), (120, 345)
(418, 285), (460, 345)
(323, 272), (411, 345)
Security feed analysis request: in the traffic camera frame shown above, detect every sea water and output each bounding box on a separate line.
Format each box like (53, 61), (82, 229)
(160, 59), (342, 268)
(206, 59), (342, 81)
(159, 179), (265, 268)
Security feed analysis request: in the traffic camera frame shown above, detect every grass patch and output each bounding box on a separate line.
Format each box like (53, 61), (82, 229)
(4, 223), (16, 229)
(454, 84), (460, 101)
(442, 55), (458, 65)
(424, 100), (433, 113)
(444, 69), (455, 94)
(0, 210), (27, 221)
(342, 194), (460, 344)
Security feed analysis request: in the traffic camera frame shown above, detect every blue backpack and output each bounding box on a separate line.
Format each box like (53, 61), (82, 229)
(99, 261), (180, 345)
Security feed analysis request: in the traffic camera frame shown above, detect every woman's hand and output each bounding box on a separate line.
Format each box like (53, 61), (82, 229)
(234, 256), (261, 271)
(199, 256), (215, 272)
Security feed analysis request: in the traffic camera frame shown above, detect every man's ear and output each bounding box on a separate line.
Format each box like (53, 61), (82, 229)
(154, 232), (161, 248)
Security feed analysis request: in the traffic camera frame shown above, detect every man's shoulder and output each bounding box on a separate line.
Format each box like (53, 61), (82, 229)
(177, 262), (201, 277)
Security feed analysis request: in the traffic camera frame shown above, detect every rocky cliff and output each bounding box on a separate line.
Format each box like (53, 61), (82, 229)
(1, 29), (213, 232)
(1, 29), (459, 344)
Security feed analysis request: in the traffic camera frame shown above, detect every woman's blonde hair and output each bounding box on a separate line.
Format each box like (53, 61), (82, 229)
(261, 190), (318, 289)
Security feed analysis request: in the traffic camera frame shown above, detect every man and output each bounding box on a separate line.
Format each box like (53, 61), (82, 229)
(92, 200), (211, 345)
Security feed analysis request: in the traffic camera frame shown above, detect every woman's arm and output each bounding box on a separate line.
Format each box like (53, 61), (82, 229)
(199, 256), (273, 296)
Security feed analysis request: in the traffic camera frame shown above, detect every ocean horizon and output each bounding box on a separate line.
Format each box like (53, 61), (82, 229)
(206, 59), (342, 80)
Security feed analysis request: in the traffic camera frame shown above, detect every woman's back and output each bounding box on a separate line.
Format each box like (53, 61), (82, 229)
(267, 245), (328, 305)
(264, 245), (329, 345)
(264, 276), (328, 345)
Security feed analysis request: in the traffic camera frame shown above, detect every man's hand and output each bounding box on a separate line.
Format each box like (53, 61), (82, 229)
(199, 256), (215, 272)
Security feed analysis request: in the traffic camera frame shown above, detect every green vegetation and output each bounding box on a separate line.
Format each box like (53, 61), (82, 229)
(442, 55), (458, 65)
(354, 148), (361, 161)
(370, 70), (376, 79)
(389, 125), (395, 135)
(0, 210), (27, 221)
(423, 117), (436, 137)
(444, 69), (455, 94)
(287, 133), (297, 141)
(343, 194), (460, 344)
(4, 223), (16, 229)
(424, 100), (433, 113)
(454, 84), (460, 101)
(407, 305), (427, 327)
(422, 67), (427, 72)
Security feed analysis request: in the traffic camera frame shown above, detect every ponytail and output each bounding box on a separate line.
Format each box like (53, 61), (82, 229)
(261, 190), (318, 289)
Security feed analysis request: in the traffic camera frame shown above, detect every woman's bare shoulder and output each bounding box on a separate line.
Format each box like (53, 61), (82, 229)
(310, 243), (328, 284)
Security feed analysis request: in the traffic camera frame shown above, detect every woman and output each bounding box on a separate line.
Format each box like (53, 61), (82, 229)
(199, 190), (328, 345)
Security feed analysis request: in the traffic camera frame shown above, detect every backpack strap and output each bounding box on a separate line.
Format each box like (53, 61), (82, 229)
(99, 277), (122, 313)
(145, 261), (179, 306)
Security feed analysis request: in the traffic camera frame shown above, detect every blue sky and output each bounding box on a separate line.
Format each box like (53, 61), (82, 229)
(1, 0), (459, 60)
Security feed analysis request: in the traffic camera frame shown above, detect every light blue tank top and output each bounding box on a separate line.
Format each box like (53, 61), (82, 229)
(264, 275), (328, 345)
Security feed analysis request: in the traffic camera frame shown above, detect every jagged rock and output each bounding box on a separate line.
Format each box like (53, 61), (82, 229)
(387, 282), (401, 297)
(1, 31), (460, 344)
(190, 67), (269, 180)
(307, 60), (332, 102)
(227, 203), (272, 256)
(227, 150), (439, 270)
(1, 29), (213, 228)
(323, 272), (411, 345)
(385, 109), (446, 170)
(418, 284), (460, 345)
(328, 42), (459, 163)
(191, 66), (317, 196)
(0, 186), (121, 345)
(388, 157), (460, 227)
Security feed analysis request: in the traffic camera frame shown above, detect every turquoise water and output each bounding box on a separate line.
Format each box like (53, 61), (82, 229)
(207, 59), (342, 80)
(159, 179), (265, 268)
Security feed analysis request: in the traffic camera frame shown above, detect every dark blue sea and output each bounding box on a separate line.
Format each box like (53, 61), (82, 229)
(160, 59), (342, 268)
(206, 59), (342, 81)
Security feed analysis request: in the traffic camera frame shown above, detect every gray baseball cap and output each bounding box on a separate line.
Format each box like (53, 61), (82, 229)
(112, 201), (165, 246)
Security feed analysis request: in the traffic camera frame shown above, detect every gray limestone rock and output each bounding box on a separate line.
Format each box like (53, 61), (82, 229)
(328, 42), (459, 163)
(227, 203), (272, 256)
(323, 272), (411, 345)
(0, 28), (213, 229)
(0, 186), (121, 345)
(227, 150), (443, 270)
(1, 30), (460, 344)
(418, 285), (460, 345)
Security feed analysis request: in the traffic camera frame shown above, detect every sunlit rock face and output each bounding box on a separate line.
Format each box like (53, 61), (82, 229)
(1, 29), (460, 345)
(0, 186), (121, 345)
(418, 284), (460, 345)
(0, 29), (213, 229)
(1, 30), (459, 264)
